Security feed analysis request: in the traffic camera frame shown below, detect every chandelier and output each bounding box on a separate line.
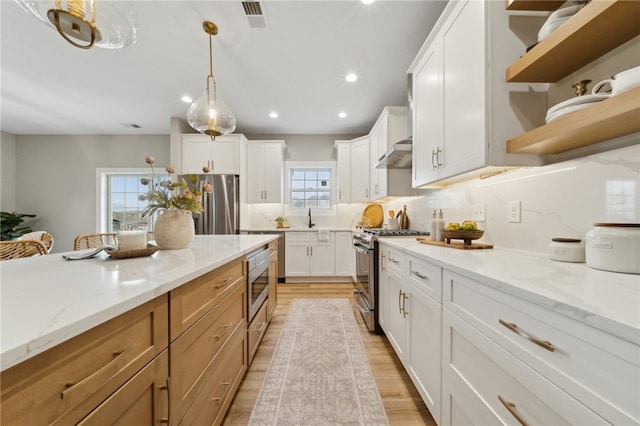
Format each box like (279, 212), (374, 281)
(187, 21), (236, 140)
(15, 0), (138, 49)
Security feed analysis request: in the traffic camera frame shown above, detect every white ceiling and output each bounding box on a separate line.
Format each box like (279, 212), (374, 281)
(1, 1), (446, 136)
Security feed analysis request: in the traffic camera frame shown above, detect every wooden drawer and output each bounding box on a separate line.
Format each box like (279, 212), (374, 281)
(1, 296), (168, 426)
(386, 246), (405, 276)
(442, 309), (607, 425)
(170, 258), (245, 340)
(170, 280), (246, 421)
(407, 255), (442, 302)
(178, 324), (247, 426)
(78, 350), (169, 425)
(248, 300), (269, 364)
(444, 270), (640, 425)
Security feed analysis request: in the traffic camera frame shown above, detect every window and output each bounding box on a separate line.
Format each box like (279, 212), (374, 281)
(285, 163), (335, 211)
(97, 168), (167, 233)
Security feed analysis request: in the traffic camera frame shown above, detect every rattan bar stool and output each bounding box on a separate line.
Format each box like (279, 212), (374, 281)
(73, 233), (118, 250)
(0, 240), (49, 260)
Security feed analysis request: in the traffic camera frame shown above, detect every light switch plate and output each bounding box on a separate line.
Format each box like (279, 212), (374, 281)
(508, 201), (521, 223)
(472, 203), (486, 222)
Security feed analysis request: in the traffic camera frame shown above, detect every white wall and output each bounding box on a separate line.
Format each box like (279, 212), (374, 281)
(13, 134), (169, 252)
(1, 131), (17, 212)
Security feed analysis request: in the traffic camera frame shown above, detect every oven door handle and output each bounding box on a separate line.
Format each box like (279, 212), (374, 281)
(353, 244), (370, 255)
(353, 289), (370, 314)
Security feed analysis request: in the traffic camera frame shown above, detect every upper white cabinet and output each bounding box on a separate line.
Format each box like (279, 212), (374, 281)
(369, 107), (414, 200)
(335, 141), (352, 204)
(246, 141), (285, 204)
(182, 134), (245, 175)
(349, 136), (370, 203)
(409, 0), (543, 188)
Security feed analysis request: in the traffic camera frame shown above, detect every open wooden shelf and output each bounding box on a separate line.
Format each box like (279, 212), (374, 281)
(506, 0), (640, 83)
(506, 87), (640, 154)
(505, 0), (565, 12)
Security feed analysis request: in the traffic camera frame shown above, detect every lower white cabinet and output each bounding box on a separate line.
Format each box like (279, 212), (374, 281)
(379, 246), (443, 424)
(334, 231), (354, 277)
(285, 232), (335, 277)
(441, 308), (607, 426)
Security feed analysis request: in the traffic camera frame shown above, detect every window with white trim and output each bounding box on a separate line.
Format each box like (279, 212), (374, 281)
(284, 162), (335, 211)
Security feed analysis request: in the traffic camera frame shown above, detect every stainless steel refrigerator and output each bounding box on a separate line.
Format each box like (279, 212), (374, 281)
(180, 174), (240, 235)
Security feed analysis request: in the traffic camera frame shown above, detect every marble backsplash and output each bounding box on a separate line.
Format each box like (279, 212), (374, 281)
(247, 144), (639, 255)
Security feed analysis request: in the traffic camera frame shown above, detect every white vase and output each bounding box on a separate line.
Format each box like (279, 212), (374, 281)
(153, 209), (195, 249)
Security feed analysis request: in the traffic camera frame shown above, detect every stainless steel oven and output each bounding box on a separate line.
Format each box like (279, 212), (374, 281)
(247, 247), (270, 322)
(353, 229), (429, 334)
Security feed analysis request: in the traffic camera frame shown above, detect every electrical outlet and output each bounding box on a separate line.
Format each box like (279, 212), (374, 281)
(508, 201), (521, 223)
(472, 203), (486, 222)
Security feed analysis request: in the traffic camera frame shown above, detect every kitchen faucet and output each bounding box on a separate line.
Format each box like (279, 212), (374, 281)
(308, 208), (315, 228)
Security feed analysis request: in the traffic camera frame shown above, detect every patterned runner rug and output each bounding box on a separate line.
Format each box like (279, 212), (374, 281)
(249, 298), (389, 425)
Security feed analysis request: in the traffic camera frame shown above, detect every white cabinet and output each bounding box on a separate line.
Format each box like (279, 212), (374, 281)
(383, 246), (407, 360)
(377, 243), (388, 331)
(284, 232), (335, 277)
(350, 136), (370, 203)
(182, 134), (244, 175)
(334, 231), (354, 277)
(408, 0), (542, 187)
(369, 107), (413, 200)
(335, 141), (351, 204)
(246, 141), (284, 203)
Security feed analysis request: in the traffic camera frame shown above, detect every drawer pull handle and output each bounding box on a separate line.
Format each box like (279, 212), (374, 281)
(398, 289), (403, 314)
(213, 277), (233, 289)
(61, 343), (135, 399)
(389, 257), (399, 264)
(256, 321), (267, 333)
(498, 395), (529, 426)
(412, 270), (427, 280)
(499, 319), (555, 352)
(211, 380), (232, 405)
(159, 377), (171, 424)
(211, 322), (233, 341)
(402, 292), (409, 317)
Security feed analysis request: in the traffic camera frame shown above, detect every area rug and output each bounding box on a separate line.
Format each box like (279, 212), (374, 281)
(249, 298), (389, 426)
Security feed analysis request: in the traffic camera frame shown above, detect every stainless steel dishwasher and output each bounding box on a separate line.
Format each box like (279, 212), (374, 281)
(245, 231), (285, 282)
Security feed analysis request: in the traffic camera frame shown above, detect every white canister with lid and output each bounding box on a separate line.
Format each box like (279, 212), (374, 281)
(585, 223), (640, 274)
(547, 238), (585, 263)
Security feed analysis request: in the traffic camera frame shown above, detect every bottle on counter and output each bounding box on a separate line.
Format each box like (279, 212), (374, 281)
(430, 210), (437, 240)
(437, 209), (446, 242)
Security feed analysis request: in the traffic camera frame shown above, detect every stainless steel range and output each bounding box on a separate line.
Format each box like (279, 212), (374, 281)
(353, 229), (429, 333)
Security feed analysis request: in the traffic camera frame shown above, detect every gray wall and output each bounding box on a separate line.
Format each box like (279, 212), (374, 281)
(1, 132), (17, 212)
(12, 134), (169, 252)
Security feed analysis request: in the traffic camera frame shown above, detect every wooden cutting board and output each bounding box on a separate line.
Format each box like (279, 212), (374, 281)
(416, 237), (493, 250)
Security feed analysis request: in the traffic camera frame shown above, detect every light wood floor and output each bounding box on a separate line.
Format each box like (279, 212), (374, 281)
(222, 283), (436, 425)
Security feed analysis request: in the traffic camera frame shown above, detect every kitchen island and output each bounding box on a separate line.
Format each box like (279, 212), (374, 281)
(1, 234), (277, 425)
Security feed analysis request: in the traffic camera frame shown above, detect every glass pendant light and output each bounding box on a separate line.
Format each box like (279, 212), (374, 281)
(187, 21), (236, 140)
(15, 0), (138, 49)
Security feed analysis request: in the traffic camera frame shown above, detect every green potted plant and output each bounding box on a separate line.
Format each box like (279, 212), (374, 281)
(274, 216), (289, 228)
(1, 212), (36, 241)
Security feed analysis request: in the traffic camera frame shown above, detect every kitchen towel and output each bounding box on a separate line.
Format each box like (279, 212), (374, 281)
(318, 228), (330, 241)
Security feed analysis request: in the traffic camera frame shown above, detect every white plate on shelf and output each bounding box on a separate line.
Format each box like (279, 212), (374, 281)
(545, 103), (594, 124)
(546, 94), (609, 116)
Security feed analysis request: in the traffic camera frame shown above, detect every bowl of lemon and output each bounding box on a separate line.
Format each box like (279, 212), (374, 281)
(440, 220), (484, 245)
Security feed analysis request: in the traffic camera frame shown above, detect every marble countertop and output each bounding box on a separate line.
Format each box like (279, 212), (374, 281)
(0, 234), (277, 371)
(379, 237), (640, 345)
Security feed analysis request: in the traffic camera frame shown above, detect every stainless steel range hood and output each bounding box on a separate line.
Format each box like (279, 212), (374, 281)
(374, 137), (412, 169)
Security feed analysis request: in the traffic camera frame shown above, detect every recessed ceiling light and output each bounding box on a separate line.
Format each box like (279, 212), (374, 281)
(269, 111), (278, 118)
(346, 73), (358, 82)
(338, 112), (347, 118)
(361, 0), (375, 4)
(181, 95), (193, 103)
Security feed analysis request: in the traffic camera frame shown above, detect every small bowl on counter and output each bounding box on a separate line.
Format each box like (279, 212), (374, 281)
(547, 238), (585, 263)
(440, 230), (484, 245)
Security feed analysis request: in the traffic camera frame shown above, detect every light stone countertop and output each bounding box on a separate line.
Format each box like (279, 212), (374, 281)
(379, 237), (640, 345)
(0, 234), (277, 371)
(242, 227), (357, 232)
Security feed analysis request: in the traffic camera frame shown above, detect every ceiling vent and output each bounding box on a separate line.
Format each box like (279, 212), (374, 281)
(242, 1), (268, 29)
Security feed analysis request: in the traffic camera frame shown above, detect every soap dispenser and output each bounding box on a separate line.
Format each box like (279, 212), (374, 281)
(430, 210), (437, 240)
(437, 209), (446, 242)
